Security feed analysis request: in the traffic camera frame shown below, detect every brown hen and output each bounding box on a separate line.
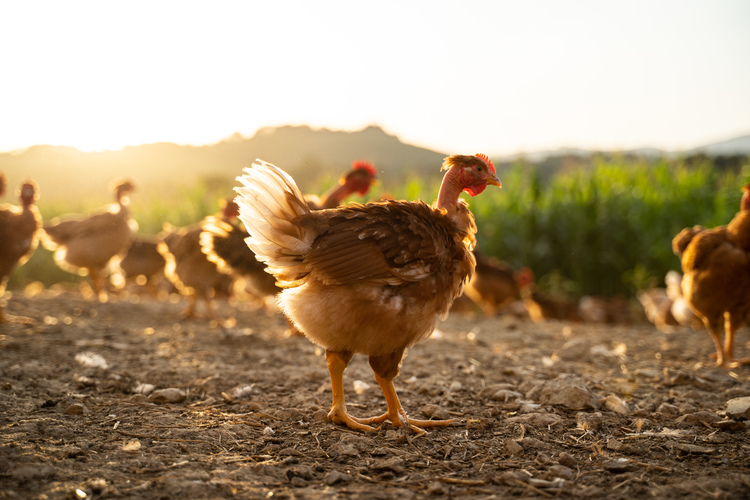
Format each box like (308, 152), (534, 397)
(673, 184), (750, 367)
(159, 200), (237, 319)
(235, 154), (501, 433)
(42, 180), (135, 301)
(0, 180), (42, 323)
(463, 250), (519, 315)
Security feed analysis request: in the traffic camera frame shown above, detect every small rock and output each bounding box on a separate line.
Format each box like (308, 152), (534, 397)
(499, 470), (528, 485)
(527, 374), (598, 409)
(134, 383), (155, 396)
(504, 439), (524, 456)
(122, 439), (141, 452)
(370, 457), (405, 474)
(713, 419), (747, 432)
(505, 413), (563, 427)
(312, 409), (329, 422)
(327, 443), (359, 458)
(548, 464), (575, 480)
(148, 388), (186, 404)
(606, 437), (625, 451)
(65, 404), (85, 415)
(603, 458), (637, 473)
(726, 397), (750, 420)
(422, 404), (451, 420)
(557, 452), (577, 468)
(576, 412), (603, 431)
(324, 471), (351, 486)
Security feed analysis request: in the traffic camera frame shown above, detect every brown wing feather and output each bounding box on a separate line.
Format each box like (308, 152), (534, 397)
(300, 200), (467, 287)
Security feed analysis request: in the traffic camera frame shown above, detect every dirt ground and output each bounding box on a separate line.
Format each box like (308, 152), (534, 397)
(1, 286), (749, 499)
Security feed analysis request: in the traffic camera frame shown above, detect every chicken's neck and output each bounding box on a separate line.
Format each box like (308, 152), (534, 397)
(436, 168), (465, 212)
(321, 182), (353, 208)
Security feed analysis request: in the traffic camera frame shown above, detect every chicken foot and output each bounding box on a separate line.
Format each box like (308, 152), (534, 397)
(324, 349), (454, 434)
(326, 350), (379, 432)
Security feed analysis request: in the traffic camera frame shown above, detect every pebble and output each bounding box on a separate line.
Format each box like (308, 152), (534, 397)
(527, 374), (598, 409)
(324, 471), (351, 486)
(148, 388), (186, 404)
(504, 439), (524, 456)
(557, 452), (577, 468)
(421, 404), (451, 420)
(725, 396), (750, 420)
(65, 404), (85, 415)
(576, 411), (603, 431)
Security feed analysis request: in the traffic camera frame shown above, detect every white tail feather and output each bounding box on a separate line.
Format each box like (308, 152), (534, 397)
(234, 160), (315, 285)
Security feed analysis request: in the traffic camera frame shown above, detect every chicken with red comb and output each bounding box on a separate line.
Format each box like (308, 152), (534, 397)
(235, 154), (500, 433)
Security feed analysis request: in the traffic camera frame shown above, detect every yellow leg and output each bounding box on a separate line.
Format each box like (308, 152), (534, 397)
(371, 373), (454, 435)
(325, 350), (378, 432)
(725, 313), (750, 367)
(369, 350), (454, 434)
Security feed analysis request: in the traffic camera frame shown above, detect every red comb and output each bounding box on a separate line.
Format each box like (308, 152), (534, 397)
(352, 160), (376, 177)
(475, 153), (495, 174)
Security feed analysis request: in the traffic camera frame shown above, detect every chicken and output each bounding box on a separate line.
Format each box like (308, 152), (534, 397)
(304, 160), (377, 210)
(637, 287), (679, 332)
(113, 235), (167, 295)
(159, 199), (238, 319)
(673, 183), (750, 367)
(515, 267), (581, 322)
(201, 162), (378, 309)
(463, 250), (519, 315)
(664, 270), (701, 329)
(42, 180), (136, 301)
(0, 180), (42, 323)
(235, 154), (501, 433)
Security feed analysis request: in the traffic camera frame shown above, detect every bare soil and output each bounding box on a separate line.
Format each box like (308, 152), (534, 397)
(1, 288), (749, 499)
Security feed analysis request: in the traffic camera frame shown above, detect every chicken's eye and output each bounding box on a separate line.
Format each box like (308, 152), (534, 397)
(476, 166), (483, 172)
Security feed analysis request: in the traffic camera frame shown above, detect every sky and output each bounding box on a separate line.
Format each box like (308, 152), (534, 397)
(1, 0), (749, 156)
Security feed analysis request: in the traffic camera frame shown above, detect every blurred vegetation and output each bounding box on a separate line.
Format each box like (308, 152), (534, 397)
(6, 155), (749, 297)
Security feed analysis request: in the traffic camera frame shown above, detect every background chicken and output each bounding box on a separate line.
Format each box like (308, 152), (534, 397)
(200, 161), (378, 310)
(42, 179), (136, 301)
(515, 267), (582, 322)
(462, 250), (519, 316)
(159, 199), (238, 319)
(235, 155), (501, 433)
(113, 235), (168, 296)
(304, 160), (377, 209)
(672, 183), (750, 367)
(0, 180), (42, 323)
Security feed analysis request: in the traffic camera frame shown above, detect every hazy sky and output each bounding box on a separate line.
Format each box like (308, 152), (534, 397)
(1, 0), (749, 155)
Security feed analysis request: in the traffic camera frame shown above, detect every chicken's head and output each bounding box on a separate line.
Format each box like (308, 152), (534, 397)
(19, 180), (39, 207)
(222, 198), (241, 219)
(514, 267), (535, 288)
(343, 160), (377, 195)
(442, 154), (501, 197)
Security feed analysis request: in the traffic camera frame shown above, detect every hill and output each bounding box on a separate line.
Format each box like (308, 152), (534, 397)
(2, 126), (749, 201)
(0, 125), (444, 201)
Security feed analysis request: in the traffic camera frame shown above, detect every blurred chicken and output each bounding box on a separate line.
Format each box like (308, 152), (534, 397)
(304, 160), (377, 209)
(0, 180), (42, 323)
(42, 180), (136, 301)
(515, 267), (581, 322)
(235, 155), (501, 433)
(113, 235), (167, 295)
(578, 295), (631, 324)
(462, 250), (519, 315)
(637, 287), (679, 332)
(201, 161), (378, 310)
(664, 270), (702, 329)
(159, 199), (238, 319)
(673, 184), (750, 367)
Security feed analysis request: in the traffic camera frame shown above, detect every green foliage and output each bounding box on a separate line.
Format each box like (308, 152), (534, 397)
(471, 157), (747, 296)
(5, 158), (749, 297)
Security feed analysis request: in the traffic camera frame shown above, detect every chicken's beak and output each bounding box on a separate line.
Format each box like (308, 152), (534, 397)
(486, 176), (502, 188)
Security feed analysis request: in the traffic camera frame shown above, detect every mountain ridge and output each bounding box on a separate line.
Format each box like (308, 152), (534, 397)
(2, 125), (748, 200)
